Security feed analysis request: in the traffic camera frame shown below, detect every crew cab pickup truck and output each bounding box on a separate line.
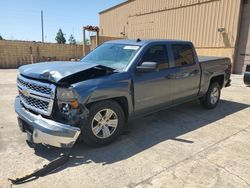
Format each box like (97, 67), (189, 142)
(15, 40), (231, 148)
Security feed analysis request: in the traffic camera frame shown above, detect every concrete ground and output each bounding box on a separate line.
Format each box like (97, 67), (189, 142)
(0, 69), (249, 188)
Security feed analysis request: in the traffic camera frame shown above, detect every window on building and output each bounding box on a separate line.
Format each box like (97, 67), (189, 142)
(141, 45), (169, 70)
(171, 44), (195, 67)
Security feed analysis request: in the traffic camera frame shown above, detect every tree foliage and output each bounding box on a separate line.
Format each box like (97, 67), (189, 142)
(68, 34), (76, 45)
(55, 29), (66, 44)
(85, 39), (90, 45)
(0, 35), (3, 40)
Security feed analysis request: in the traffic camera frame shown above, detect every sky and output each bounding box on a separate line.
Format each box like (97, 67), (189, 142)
(0, 0), (124, 43)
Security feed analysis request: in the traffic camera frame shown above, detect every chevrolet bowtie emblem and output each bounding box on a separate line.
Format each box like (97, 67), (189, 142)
(21, 89), (29, 97)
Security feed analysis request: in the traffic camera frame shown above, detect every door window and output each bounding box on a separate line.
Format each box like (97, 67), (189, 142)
(171, 44), (195, 67)
(141, 45), (169, 70)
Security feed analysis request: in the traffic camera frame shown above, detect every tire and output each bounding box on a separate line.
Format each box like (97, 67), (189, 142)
(200, 82), (221, 109)
(80, 100), (125, 147)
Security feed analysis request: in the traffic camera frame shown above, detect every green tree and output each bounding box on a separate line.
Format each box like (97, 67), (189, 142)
(0, 35), (3, 40)
(85, 39), (90, 45)
(55, 29), (66, 44)
(68, 34), (76, 45)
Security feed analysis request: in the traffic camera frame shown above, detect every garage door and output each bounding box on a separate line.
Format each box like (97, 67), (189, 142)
(235, 0), (250, 74)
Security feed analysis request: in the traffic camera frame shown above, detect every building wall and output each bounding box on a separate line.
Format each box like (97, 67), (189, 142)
(90, 36), (123, 51)
(99, 0), (243, 72)
(0, 40), (83, 68)
(100, 1), (131, 38)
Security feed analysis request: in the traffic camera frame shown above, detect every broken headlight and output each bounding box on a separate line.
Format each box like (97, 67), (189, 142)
(57, 87), (76, 101)
(56, 87), (79, 113)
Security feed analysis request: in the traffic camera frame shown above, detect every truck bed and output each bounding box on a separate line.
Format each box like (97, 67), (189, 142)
(198, 56), (230, 70)
(198, 55), (231, 95)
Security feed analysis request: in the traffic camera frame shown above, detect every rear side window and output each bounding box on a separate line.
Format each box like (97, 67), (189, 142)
(141, 45), (169, 70)
(171, 44), (195, 67)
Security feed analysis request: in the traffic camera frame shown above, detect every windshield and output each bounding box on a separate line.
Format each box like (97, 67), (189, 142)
(81, 43), (140, 71)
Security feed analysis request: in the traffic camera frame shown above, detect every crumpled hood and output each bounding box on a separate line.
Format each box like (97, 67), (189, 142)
(19, 61), (100, 83)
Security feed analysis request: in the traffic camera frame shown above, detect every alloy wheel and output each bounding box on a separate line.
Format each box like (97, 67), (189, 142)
(91, 108), (118, 139)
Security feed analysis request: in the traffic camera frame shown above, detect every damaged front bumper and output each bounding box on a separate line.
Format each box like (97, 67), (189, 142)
(15, 96), (81, 148)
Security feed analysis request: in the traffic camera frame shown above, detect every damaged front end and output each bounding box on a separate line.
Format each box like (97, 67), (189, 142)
(15, 84), (90, 148)
(15, 61), (116, 148)
(15, 96), (82, 148)
(54, 87), (89, 125)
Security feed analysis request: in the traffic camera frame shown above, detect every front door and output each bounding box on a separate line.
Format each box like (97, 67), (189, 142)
(133, 44), (174, 115)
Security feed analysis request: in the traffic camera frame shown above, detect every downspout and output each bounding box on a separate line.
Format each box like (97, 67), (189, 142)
(233, 0), (244, 74)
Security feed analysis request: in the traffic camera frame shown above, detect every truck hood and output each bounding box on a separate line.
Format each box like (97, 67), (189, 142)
(19, 61), (110, 83)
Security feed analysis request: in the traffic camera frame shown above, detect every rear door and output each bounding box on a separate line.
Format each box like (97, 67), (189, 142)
(169, 43), (201, 103)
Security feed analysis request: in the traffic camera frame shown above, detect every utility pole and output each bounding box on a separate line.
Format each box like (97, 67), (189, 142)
(41, 10), (44, 42)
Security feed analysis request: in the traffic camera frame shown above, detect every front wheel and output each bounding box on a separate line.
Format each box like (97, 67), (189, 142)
(80, 100), (125, 147)
(200, 82), (221, 109)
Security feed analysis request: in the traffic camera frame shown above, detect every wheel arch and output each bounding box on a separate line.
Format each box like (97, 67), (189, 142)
(86, 96), (130, 121)
(209, 74), (225, 88)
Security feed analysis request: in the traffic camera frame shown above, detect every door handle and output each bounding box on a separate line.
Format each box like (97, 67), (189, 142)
(166, 70), (199, 80)
(166, 74), (185, 80)
(191, 69), (199, 74)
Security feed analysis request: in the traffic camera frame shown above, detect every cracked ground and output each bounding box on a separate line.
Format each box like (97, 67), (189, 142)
(0, 70), (249, 188)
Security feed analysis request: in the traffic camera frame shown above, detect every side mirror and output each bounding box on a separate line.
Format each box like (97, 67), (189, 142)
(136, 62), (159, 73)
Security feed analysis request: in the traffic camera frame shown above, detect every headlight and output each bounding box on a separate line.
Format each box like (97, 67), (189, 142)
(57, 87), (79, 109)
(57, 87), (76, 101)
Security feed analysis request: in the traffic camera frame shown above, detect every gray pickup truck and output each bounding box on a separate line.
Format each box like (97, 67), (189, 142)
(15, 39), (231, 148)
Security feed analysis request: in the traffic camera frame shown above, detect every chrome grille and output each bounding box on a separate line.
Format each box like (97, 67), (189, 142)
(17, 75), (56, 116)
(19, 92), (49, 112)
(17, 77), (52, 95)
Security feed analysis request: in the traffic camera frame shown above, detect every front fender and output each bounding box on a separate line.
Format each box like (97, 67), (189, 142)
(72, 72), (134, 117)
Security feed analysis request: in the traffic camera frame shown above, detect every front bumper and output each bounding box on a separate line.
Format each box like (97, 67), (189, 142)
(15, 96), (81, 148)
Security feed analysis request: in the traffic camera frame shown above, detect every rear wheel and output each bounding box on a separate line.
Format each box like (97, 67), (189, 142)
(200, 82), (221, 109)
(80, 100), (125, 147)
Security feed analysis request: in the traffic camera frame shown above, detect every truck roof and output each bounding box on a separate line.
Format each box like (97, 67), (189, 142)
(105, 39), (193, 46)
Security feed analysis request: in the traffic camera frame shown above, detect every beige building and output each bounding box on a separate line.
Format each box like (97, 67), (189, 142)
(99, 0), (250, 74)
